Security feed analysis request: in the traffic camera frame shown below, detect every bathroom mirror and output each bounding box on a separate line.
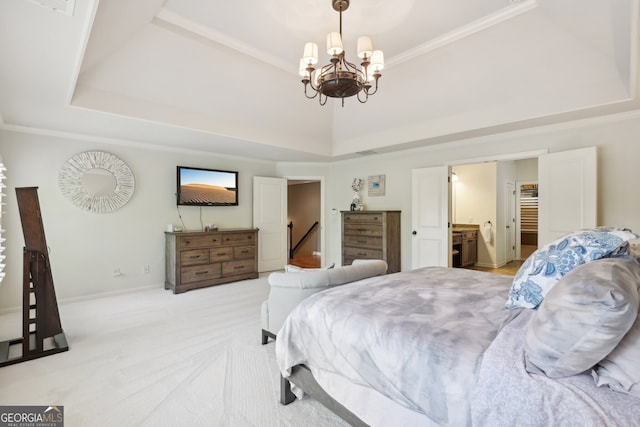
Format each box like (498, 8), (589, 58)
(59, 151), (135, 213)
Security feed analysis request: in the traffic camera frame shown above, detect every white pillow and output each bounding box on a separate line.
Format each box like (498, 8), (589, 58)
(524, 257), (640, 378)
(594, 314), (640, 398)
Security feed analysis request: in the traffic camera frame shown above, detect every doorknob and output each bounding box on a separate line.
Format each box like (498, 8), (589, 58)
(412, 231), (417, 235)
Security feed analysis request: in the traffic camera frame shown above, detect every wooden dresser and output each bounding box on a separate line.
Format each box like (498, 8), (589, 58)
(165, 229), (258, 294)
(341, 211), (401, 273)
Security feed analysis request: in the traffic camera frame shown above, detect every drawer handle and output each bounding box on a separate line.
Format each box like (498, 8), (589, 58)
(357, 252), (367, 256)
(234, 265), (245, 270)
(357, 239), (367, 243)
(357, 228), (367, 232)
(189, 255), (201, 259)
(241, 250), (249, 254)
(216, 252), (226, 256)
(195, 271), (209, 275)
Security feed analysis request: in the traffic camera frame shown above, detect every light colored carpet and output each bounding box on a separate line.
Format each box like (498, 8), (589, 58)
(0, 276), (348, 426)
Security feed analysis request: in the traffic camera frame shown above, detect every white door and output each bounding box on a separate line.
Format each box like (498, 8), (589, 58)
(411, 166), (450, 269)
(253, 176), (287, 272)
(538, 147), (597, 246)
(505, 181), (516, 263)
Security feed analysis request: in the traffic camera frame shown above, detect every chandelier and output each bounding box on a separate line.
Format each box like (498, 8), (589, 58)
(299, 0), (384, 106)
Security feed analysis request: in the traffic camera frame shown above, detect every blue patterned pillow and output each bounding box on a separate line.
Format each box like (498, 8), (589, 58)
(506, 227), (638, 309)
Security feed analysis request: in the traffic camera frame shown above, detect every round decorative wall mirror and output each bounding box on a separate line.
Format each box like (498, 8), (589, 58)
(59, 151), (135, 213)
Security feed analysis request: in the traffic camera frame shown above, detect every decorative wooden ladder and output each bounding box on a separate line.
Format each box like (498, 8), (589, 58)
(0, 187), (68, 367)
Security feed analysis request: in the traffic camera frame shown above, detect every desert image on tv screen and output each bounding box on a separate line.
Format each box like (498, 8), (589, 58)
(179, 169), (237, 205)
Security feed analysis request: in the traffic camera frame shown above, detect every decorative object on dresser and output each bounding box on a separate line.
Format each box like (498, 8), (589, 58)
(165, 229), (258, 294)
(341, 210), (401, 273)
(350, 178), (363, 211)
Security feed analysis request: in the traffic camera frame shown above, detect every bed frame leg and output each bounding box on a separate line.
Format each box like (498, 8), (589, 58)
(261, 329), (275, 345)
(280, 375), (296, 405)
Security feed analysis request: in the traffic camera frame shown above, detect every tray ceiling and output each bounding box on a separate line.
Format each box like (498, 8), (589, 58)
(1, 0), (639, 161)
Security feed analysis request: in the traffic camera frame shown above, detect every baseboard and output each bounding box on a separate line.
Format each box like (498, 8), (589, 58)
(474, 262), (500, 269)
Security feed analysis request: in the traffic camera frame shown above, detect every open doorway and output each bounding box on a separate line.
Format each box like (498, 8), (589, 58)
(450, 157), (538, 270)
(287, 179), (322, 268)
(517, 182), (538, 260)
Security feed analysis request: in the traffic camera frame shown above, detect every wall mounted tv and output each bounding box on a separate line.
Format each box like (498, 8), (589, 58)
(177, 166), (239, 206)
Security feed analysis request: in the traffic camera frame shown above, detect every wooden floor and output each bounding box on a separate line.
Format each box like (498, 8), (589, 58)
(469, 260), (524, 276)
(288, 255), (321, 268)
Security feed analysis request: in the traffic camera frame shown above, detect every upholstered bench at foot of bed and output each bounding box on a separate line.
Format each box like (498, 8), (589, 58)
(260, 259), (388, 344)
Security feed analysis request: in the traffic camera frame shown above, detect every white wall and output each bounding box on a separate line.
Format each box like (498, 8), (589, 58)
(3, 111), (640, 310)
(0, 130), (276, 310)
(279, 111), (640, 271)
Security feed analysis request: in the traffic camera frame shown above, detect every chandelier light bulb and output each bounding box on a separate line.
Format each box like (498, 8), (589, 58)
(303, 42), (319, 65)
(299, 59), (310, 77)
(326, 32), (344, 55)
(357, 36), (373, 59)
(370, 50), (385, 72)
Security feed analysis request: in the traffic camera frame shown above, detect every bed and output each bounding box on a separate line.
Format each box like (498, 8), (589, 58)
(275, 228), (640, 426)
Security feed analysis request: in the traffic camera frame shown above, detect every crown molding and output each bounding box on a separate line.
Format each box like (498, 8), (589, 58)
(152, 8), (293, 74)
(387, 0), (538, 68)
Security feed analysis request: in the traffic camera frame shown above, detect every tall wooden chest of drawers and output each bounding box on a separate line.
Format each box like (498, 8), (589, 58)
(165, 229), (258, 294)
(341, 211), (401, 273)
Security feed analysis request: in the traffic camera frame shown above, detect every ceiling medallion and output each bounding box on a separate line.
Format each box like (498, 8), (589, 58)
(299, 0), (384, 106)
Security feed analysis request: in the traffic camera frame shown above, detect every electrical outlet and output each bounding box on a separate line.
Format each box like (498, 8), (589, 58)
(144, 265), (150, 274)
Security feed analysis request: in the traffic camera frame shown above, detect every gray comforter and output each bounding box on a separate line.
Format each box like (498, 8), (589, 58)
(471, 309), (640, 426)
(276, 267), (513, 426)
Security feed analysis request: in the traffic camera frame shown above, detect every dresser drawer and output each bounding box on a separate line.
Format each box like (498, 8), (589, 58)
(341, 211), (400, 274)
(343, 223), (382, 237)
(181, 263), (222, 283)
(462, 230), (477, 239)
(178, 234), (222, 249)
(180, 249), (209, 266)
(209, 246), (234, 262)
(222, 259), (256, 276)
(343, 213), (383, 224)
(343, 246), (383, 260)
(222, 232), (256, 245)
(234, 245), (255, 259)
(343, 235), (382, 249)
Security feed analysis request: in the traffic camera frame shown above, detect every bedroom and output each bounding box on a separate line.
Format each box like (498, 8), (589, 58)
(1, 0), (640, 425)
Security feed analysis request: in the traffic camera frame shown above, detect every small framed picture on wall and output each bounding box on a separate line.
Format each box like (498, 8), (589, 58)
(368, 174), (386, 196)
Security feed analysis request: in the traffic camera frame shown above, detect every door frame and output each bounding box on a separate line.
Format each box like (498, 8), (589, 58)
(284, 175), (326, 268)
(505, 180), (516, 263)
(515, 179), (538, 261)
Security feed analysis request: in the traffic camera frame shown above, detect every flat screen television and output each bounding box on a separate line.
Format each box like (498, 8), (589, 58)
(177, 166), (238, 206)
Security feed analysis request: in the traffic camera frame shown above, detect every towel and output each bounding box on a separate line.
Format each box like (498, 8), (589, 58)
(483, 222), (492, 243)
